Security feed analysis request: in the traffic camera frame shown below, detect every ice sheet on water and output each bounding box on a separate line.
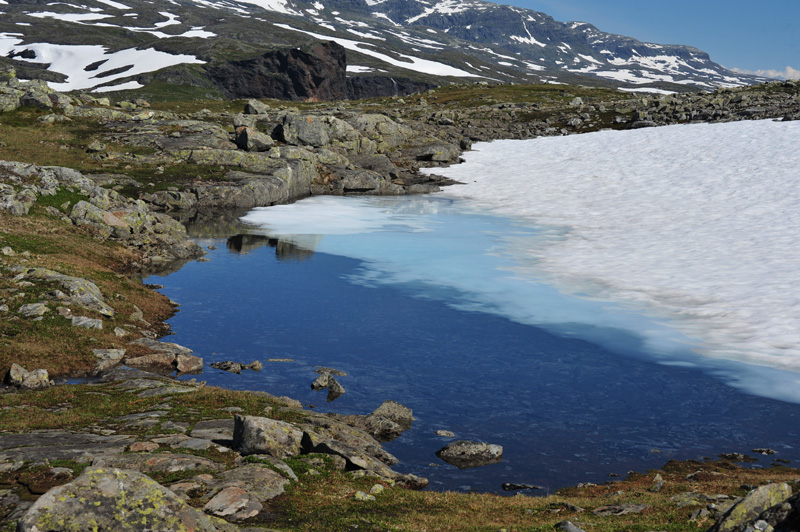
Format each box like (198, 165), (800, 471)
(425, 119), (800, 377)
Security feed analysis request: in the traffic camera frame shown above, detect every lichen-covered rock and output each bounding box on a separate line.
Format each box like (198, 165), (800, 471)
(435, 440), (503, 469)
(17, 466), (236, 532)
(361, 400), (414, 442)
(244, 99), (270, 115)
(753, 491), (800, 532)
(347, 114), (414, 153)
(216, 463), (289, 502)
(235, 126), (274, 152)
(233, 415), (304, 459)
(279, 114), (330, 147)
(708, 483), (793, 532)
(204, 486), (262, 521)
(92, 348), (126, 373)
(414, 142), (461, 163)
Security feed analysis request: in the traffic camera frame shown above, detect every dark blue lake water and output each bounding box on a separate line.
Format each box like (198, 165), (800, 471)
(148, 197), (800, 493)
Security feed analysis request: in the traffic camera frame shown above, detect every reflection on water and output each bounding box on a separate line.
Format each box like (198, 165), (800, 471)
(225, 234), (319, 261)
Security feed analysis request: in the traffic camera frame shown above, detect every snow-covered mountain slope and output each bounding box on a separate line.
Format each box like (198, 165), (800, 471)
(0, 0), (768, 95)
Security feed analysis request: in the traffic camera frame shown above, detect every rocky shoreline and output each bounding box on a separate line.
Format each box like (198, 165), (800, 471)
(1, 72), (800, 530)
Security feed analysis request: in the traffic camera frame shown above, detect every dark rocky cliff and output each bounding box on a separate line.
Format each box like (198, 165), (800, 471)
(207, 41), (348, 101)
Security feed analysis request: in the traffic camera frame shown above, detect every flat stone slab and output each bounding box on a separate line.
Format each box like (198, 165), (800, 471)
(93, 452), (222, 474)
(151, 434), (230, 452)
(191, 419), (235, 443)
(138, 385), (198, 398)
(0, 431), (134, 463)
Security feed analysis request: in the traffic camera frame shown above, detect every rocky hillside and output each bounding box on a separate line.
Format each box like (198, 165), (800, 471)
(0, 0), (769, 100)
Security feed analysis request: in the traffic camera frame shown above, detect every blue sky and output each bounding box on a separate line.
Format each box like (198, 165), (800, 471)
(502, 0), (800, 78)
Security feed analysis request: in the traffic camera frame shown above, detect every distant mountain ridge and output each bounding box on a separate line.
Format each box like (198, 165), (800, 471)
(0, 0), (769, 98)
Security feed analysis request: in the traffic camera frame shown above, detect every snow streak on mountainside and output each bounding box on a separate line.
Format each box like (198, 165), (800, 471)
(0, 0), (767, 93)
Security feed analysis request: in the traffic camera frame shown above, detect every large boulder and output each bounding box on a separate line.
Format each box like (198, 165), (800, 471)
(753, 491), (800, 532)
(278, 114), (330, 147)
(347, 114), (415, 153)
(17, 466), (236, 532)
(708, 483), (793, 532)
(234, 126), (274, 152)
(233, 415), (304, 459)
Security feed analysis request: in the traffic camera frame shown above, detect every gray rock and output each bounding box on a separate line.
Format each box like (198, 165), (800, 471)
(244, 99), (270, 114)
(4, 363), (29, 386)
(0, 431), (134, 464)
(176, 354), (204, 373)
(415, 142), (461, 162)
(18, 302), (49, 317)
(7, 365), (54, 390)
(17, 267), (114, 317)
(71, 316), (102, 329)
(361, 400), (413, 441)
(204, 486), (263, 521)
(327, 375), (346, 401)
(93, 452), (222, 474)
(233, 415), (304, 459)
(279, 114), (330, 146)
(435, 440), (503, 469)
(235, 126), (274, 152)
(708, 483), (793, 532)
(593, 503), (650, 516)
(92, 348), (125, 373)
(217, 463), (289, 501)
(556, 521), (587, 532)
(190, 419), (235, 444)
(18, 467), (235, 532)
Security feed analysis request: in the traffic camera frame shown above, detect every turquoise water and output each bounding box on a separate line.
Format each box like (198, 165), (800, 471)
(149, 196), (800, 493)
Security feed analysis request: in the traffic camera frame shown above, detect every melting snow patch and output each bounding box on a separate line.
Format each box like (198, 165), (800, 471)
(274, 23), (478, 78)
(26, 11), (114, 22)
(96, 0), (131, 9)
(0, 39), (204, 91)
(93, 80), (144, 92)
(234, 0), (301, 16)
(428, 120), (800, 388)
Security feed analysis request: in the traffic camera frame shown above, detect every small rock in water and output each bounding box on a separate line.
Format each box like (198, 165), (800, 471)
(435, 430), (456, 438)
(752, 448), (777, 455)
(310, 373), (330, 390)
(502, 483), (542, 491)
(326, 376), (346, 401)
(719, 452), (756, 462)
(247, 360), (263, 371)
(314, 366), (347, 376)
(436, 440), (503, 469)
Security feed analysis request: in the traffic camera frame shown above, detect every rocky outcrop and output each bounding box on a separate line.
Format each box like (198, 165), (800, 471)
(0, 161), (203, 267)
(207, 42), (348, 101)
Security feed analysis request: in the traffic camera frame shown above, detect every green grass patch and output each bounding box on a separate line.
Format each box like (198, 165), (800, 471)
(34, 187), (89, 213)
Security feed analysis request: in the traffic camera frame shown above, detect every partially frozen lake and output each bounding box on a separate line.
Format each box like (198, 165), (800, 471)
(151, 119), (800, 492)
